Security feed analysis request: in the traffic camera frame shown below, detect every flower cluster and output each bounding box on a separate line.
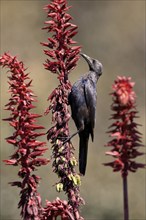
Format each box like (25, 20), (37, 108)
(42, 0), (84, 219)
(42, 0), (81, 81)
(42, 197), (74, 220)
(105, 76), (145, 177)
(112, 76), (136, 106)
(0, 53), (49, 219)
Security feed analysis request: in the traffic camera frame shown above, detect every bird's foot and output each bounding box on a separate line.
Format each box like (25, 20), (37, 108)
(56, 136), (71, 144)
(55, 130), (80, 145)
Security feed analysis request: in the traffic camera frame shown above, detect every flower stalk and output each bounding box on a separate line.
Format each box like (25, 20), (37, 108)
(123, 175), (129, 220)
(42, 0), (84, 219)
(0, 53), (49, 220)
(104, 76), (145, 220)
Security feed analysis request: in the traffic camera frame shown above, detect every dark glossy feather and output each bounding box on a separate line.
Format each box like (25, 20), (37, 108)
(69, 53), (103, 175)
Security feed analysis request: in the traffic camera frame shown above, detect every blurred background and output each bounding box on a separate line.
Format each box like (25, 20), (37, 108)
(0, 0), (145, 219)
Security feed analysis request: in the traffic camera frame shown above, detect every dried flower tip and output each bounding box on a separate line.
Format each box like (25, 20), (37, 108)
(56, 183), (64, 192)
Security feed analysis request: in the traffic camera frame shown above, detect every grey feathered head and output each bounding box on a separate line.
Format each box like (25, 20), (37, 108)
(81, 53), (103, 77)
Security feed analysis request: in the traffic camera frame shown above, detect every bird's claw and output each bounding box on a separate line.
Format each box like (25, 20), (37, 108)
(56, 136), (71, 144)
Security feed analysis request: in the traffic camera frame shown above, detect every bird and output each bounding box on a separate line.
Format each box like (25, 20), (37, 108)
(68, 53), (103, 175)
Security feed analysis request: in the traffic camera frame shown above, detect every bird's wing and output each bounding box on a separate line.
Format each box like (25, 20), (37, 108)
(83, 79), (96, 139)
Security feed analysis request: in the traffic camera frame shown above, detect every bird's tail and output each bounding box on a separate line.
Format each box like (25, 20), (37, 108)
(79, 128), (89, 175)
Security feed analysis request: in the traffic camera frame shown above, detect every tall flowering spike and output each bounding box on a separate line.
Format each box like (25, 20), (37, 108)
(104, 76), (145, 177)
(42, 0), (81, 79)
(0, 53), (49, 220)
(104, 76), (145, 220)
(42, 0), (84, 219)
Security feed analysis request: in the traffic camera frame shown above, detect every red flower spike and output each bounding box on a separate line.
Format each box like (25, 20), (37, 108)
(42, 0), (84, 219)
(42, 0), (81, 80)
(104, 76), (145, 220)
(104, 76), (145, 177)
(42, 197), (76, 220)
(0, 52), (49, 219)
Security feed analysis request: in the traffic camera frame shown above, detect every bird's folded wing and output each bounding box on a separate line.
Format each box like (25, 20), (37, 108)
(83, 79), (96, 131)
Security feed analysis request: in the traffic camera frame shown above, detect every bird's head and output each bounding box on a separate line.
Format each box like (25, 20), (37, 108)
(80, 53), (103, 78)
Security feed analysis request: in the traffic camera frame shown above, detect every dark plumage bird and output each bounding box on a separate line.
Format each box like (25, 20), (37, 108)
(68, 53), (103, 175)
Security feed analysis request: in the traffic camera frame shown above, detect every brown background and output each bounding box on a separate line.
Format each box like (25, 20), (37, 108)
(0, 0), (145, 219)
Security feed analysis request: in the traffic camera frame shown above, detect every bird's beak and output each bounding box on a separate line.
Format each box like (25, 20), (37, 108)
(80, 53), (93, 67)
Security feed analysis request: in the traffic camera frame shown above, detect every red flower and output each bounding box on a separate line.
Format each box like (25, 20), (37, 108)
(104, 76), (145, 177)
(42, 197), (75, 220)
(0, 53), (49, 219)
(42, 0), (81, 78)
(42, 0), (84, 219)
(112, 76), (136, 106)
